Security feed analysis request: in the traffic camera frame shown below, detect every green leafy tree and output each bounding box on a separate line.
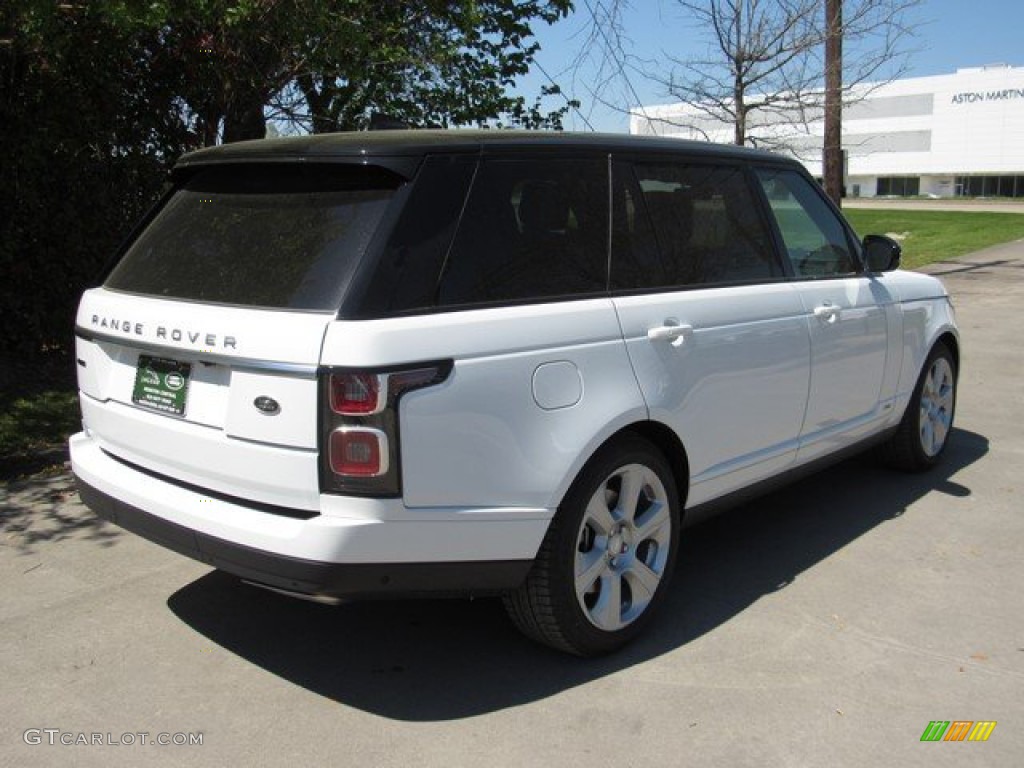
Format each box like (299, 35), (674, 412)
(286, 1), (574, 133)
(0, 0), (573, 357)
(154, 0), (574, 142)
(0, 1), (193, 357)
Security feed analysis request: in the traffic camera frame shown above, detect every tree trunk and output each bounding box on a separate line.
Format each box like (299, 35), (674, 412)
(733, 2), (745, 146)
(823, 0), (843, 205)
(223, 96), (267, 144)
(200, 112), (221, 148)
(297, 73), (337, 134)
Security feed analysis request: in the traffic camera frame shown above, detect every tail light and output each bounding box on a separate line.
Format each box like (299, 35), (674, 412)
(329, 373), (384, 415)
(329, 428), (388, 477)
(319, 362), (452, 496)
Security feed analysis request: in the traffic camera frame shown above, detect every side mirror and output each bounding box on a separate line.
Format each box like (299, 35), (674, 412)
(862, 234), (902, 273)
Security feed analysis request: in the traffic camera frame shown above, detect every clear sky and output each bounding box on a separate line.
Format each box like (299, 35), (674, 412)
(518, 0), (1024, 132)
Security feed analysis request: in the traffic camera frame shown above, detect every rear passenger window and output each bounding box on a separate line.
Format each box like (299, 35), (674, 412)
(757, 169), (858, 278)
(612, 162), (782, 290)
(437, 159), (608, 306)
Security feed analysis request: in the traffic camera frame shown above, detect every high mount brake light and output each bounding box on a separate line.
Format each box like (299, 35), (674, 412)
(320, 362), (452, 496)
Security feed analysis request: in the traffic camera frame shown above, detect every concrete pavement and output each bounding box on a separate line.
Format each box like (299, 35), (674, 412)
(2, 244), (1023, 767)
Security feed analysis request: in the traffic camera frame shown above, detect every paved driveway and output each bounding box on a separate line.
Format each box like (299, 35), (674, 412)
(2, 243), (1022, 767)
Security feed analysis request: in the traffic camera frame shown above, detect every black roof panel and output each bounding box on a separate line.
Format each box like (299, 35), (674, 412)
(176, 130), (798, 175)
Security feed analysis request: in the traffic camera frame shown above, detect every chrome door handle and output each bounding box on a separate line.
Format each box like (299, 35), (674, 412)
(647, 323), (693, 342)
(813, 304), (841, 323)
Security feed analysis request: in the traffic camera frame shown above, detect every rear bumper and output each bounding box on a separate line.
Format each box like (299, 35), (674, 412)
(76, 478), (530, 597)
(70, 432), (545, 597)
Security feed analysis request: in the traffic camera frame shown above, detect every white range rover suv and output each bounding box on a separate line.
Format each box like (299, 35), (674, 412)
(71, 131), (959, 655)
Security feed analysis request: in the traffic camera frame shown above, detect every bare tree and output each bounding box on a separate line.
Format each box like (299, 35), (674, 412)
(575, 1), (922, 157)
(663, 0), (823, 146)
(559, 0), (653, 132)
(664, 1), (921, 145)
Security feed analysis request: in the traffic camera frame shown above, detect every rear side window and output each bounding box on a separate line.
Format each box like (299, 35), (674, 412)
(348, 155), (477, 318)
(105, 165), (399, 310)
(613, 162), (782, 290)
(437, 158), (608, 306)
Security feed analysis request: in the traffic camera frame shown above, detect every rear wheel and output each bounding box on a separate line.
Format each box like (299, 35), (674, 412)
(504, 435), (681, 656)
(880, 342), (957, 471)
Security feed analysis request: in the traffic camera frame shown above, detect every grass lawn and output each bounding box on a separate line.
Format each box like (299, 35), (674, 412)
(0, 391), (79, 454)
(0, 355), (79, 478)
(843, 209), (1024, 269)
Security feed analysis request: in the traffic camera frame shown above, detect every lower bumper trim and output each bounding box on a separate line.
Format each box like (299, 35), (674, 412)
(76, 477), (532, 598)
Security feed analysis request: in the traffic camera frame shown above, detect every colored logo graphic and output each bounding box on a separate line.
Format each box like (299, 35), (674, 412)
(920, 721), (996, 742)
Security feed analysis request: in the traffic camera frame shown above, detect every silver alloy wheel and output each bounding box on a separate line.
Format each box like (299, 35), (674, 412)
(919, 356), (955, 457)
(574, 463), (672, 631)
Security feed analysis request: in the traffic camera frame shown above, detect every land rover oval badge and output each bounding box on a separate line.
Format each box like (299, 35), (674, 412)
(253, 396), (280, 415)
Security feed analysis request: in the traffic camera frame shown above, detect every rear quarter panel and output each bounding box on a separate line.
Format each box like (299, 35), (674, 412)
(319, 299), (648, 511)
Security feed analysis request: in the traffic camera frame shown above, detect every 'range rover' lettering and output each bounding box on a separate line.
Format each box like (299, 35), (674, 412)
(89, 314), (236, 349)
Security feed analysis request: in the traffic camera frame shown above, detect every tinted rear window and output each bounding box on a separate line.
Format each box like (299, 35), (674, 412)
(105, 165), (399, 310)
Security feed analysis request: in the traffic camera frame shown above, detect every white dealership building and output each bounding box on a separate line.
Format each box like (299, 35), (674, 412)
(630, 65), (1024, 198)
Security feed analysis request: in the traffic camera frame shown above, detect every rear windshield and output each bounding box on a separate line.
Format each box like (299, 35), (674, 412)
(104, 165), (399, 310)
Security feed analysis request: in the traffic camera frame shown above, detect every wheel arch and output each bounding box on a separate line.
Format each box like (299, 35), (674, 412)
(559, 421), (691, 518)
(879, 327), (959, 471)
(935, 330), (960, 377)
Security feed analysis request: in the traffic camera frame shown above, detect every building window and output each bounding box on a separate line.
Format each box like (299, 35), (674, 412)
(876, 177), (920, 197)
(954, 176), (1024, 198)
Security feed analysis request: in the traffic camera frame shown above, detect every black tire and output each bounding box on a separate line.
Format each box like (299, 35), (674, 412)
(503, 434), (681, 656)
(879, 341), (957, 471)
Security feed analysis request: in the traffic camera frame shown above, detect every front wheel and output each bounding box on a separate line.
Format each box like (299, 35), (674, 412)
(879, 342), (957, 471)
(503, 435), (681, 656)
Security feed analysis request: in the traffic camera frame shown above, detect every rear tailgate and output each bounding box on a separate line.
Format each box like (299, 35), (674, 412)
(76, 289), (331, 511)
(73, 161), (403, 512)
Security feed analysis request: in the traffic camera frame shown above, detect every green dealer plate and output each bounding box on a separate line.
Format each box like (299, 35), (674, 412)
(132, 356), (191, 416)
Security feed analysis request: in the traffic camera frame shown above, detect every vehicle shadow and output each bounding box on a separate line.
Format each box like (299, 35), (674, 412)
(167, 428), (988, 721)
